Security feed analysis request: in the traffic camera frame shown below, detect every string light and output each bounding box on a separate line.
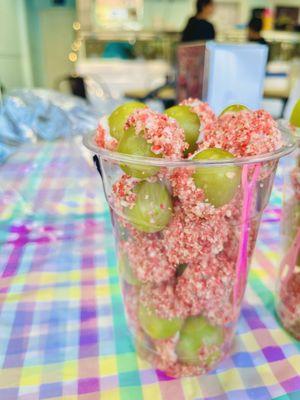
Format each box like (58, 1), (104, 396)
(68, 19), (82, 63)
(68, 52), (78, 62)
(73, 21), (81, 31)
(68, 20), (82, 63)
(71, 42), (81, 51)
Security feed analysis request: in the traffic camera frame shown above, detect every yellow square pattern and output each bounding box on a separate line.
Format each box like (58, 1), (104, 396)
(99, 356), (118, 376)
(95, 268), (108, 280)
(288, 354), (300, 373)
(13, 274), (26, 285)
(20, 366), (41, 386)
(239, 332), (260, 352)
(69, 270), (81, 282)
(63, 360), (78, 381)
(182, 378), (204, 399)
(218, 369), (244, 391)
(101, 388), (120, 400)
(136, 355), (151, 371)
(67, 286), (81, 300)
(95, 285), (110, 298)
(142, 383), (162, 400)
(36, 287), (54, 302)
(256, 364), (278, 386)
(270, 329), (292, 346)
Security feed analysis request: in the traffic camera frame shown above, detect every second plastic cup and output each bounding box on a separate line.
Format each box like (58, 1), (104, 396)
(277, 124), (300, 340)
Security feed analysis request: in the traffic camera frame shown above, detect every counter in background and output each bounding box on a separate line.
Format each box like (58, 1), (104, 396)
(76, 58), (172, 100)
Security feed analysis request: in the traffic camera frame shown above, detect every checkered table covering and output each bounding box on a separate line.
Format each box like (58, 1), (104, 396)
(0, 141), (299, 400)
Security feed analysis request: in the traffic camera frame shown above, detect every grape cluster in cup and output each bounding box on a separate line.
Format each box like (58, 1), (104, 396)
(95, 99), (282, 377)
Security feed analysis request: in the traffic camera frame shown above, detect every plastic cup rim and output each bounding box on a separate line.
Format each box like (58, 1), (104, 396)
(83, 124), (296, 168)
(278, 119), (300, 144)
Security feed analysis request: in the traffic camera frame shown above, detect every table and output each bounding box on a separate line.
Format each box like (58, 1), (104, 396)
(0, 140), (300, 400)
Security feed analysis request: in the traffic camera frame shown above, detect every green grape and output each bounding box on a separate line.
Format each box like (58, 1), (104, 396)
(139, 304), (183, 340)
(118, 255), (140, 286)
(220, 104), (249, 115)
(125, 181), (173, 233)
(118, 224), (129, 241)
(290, 99), (300, 128)
(192, 148), (241, 207)
(176, 264), (188, 277)
(108, 101), (147, 140)
(165, 105), (200, 154)
(117, 127), (160, 178)
(176, 316), (223, 365)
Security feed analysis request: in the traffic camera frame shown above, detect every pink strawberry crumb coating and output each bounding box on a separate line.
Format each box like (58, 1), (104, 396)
(125, 108), (188, 159)
(175, 253), (236, 325)
(201, 109), (282, 157)
(153, 335), (179, 366)
(166, 168), (238, 219)
(140, 323), (233, 378)
(122, 236), (176, 285)
(146, 341), (224, 378)
(95, 117), (118, 151)
(140, 282), (189, 320)
(163, 203), (230, 265)
(291, 167), (300, 199)
(110, 175), (139, 212)
(167, 168), (213, 218)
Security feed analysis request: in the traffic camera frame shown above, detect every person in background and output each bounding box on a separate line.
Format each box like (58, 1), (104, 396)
(247, 17), (270, 60)
(247, 17), (268, 46)
(182, 0), (215, 43)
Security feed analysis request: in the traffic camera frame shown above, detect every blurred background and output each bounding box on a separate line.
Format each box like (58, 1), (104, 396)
(0, 0), (300, 98)
(0, 0), (300, 124)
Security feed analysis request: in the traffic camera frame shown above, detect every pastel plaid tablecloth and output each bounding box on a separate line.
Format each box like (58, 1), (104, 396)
(0, 141), (299, 400)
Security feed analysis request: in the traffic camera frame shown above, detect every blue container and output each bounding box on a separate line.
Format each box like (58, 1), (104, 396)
(204, 42), (268, 114)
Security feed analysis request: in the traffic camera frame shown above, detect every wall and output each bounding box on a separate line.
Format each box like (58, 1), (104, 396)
(76, 0), (253, 32)
(0, 0), (32, 90)
(76, 0), (195, 31)
(40, 8), (76, 88)
(142, 0), (250, 33)
(26, 0), (76, 87)
(247, 0), (271, 8)
(142, 0), (300, 30)
(143, 0), (194, 31)
(0, 0), (77, 90)
(249, 0), (300, 6)
(77, 0), (300, 32)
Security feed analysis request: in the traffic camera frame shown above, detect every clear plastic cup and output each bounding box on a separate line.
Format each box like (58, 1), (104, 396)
(277, 123), (300, 340)
(84, 127), (294, 377)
